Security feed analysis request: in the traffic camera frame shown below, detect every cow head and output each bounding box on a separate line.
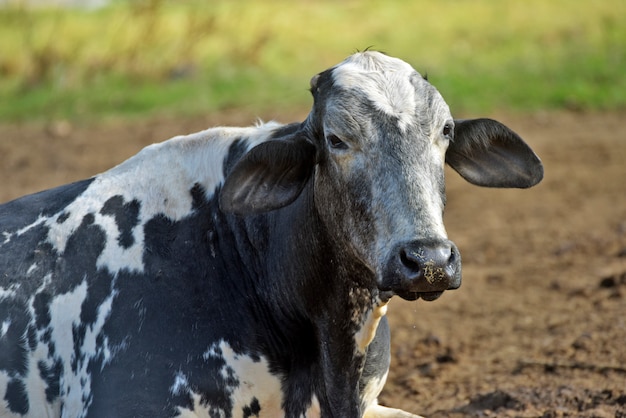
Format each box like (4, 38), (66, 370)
(220, 51), (543, 301)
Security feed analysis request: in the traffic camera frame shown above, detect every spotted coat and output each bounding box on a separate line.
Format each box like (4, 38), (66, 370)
(0, 52), (543, 418)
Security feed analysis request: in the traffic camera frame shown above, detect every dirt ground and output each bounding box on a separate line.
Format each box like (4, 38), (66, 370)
(1, 111), (625, 417)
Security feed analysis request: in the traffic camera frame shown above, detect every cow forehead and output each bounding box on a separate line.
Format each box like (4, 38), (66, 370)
(330, 52), (450, 132)
(333, 51), (416, 81)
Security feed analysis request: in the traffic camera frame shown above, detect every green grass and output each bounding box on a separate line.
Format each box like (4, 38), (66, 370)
(0, 0), (624, 122)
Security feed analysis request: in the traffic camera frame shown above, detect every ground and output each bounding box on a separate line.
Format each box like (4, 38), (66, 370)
(1, 111), (625, 417)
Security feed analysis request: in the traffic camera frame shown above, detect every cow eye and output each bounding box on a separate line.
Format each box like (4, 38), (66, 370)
(442, 123), (453, 138)
(327, 134), (348, 150)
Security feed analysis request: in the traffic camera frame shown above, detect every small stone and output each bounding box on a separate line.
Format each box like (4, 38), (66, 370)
(599, 276), (617, 288)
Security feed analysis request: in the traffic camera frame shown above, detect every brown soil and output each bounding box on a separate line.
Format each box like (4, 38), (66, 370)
(1, 111), (625, 417)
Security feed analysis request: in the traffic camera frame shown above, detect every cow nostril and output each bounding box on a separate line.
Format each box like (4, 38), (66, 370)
(399, 248), (421, 274)
(448, 247), (456, 264)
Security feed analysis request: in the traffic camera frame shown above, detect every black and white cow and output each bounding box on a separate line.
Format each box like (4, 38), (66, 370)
(0, 52), (543, 418)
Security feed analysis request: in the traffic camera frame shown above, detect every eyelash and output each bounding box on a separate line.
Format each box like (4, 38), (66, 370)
(327, 134), (348, 150)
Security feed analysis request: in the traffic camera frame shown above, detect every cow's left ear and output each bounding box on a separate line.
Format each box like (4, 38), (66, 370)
(446, 118), (544, 188)
(220, 138), (316, 215)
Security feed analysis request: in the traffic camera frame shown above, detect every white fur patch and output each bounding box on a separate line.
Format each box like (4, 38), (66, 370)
(170, 371), (190, 396)
(354, 300), (388, 353)
(0, 320), (9, 337)
(332, 53), (418, 132)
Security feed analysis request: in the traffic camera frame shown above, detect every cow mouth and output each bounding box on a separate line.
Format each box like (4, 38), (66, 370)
(396, 290), (444, 301)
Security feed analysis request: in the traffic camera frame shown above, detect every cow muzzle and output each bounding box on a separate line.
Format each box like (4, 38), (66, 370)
(381, 239), (461, 301)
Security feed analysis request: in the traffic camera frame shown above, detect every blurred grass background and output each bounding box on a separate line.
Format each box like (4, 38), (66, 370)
(0, 0), (624, 122)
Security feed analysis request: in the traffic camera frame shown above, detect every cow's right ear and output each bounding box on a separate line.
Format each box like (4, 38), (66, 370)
(219, 139), (316, 215)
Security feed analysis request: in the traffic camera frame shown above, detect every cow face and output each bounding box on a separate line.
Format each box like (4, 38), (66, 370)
(307, 53), (459, 301)
(220, 51), (543, 301)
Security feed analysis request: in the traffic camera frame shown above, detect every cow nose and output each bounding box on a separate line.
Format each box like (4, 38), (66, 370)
(399, 243), (455, 282)
(383, 239), (462, 300)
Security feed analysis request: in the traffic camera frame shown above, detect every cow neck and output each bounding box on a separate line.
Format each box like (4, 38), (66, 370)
(259, 181), (376, 315)
(221, 172), (384, 346)
(267, 181), (377, 415)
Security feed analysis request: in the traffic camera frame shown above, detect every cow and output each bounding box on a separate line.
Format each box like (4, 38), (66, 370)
(0, 51), (543, 418)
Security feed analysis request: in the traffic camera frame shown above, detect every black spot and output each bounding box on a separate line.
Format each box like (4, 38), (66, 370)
(0, 301), (31, 376)
(190, 183), (208, 211)
(4, 378), (29, 414)
(79, 266), (114, 327)
(243, 397), (261, 417)
(38, 359), (62, 402)
(27, 325), (38, 351)
(223, 138), (249, 177)
(57, 211), (70, 224)
(100, 196), (141, 249)
(71, 323), (86, 373)
(41, 328), (52, 345)
(33, 291), (52, 328)
(59, 212), (106, 296)
(140, 214), (177, 259)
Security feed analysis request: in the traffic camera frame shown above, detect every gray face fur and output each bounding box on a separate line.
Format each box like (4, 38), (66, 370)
(309, 52), (454, 288)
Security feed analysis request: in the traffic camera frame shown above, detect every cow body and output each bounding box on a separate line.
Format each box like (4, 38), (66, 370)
(0, 52), (543, 417)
